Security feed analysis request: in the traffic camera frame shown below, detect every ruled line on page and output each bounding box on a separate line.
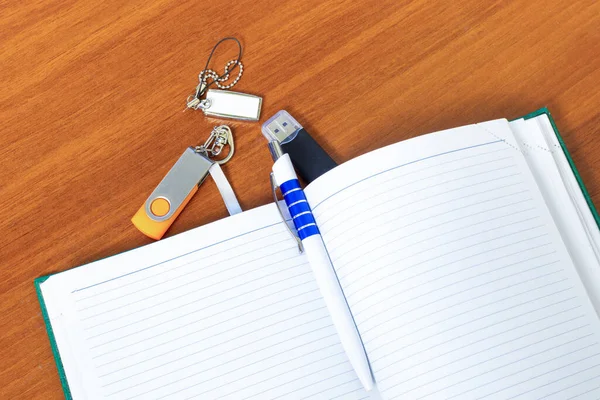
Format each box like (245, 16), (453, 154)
(98, 311), (332, 378)
(344, 230), (549, 300)
(546, 377), (600, 400)
(378, 323), (593, 398)
(416, 345), (600, 399)
(91, 295), (323, 360)
(71, 220), (285, 294)
(321, 177), (525, 242)
(85, 266), (312, 339)
(473, 359), (600, 400)
(95, 304), (331, 369)
(328, 193), (534, 272)
(311, 139), (503, 211)
(103, 323), (336, 389)
(366, 276), (570, 354)
(84, 260), (310, 332)
(319, 148), (519, 219)
(79, 251), (306, 335)
(297, 376), (365, 400)
(189, 355), (364, 400)
(77, 238), (294, 314)
(72, 227), (286, 302)
(84, 259), (309, 331)
(113, 333), (341, 398)
(317, 159), (518, 229)
(183, 366), (369, 400)
(243, 363), (351, 400)
(204, 350), (347, 398)
(367, 285), (574, 364)
(332, 193), (534, 273)
(342, 221), (544, 292)
(507, 367), (600, 400)
(372, 295), (578, 368)
(564, 382), (600, 399)
(329, 197), (534, 259)
(115, 344), (346, 399)
(330, 387), (372, 400)
(379, 328), (595, 385)
(77, 239), (296, 315)
(316, 151), (514, 228)
(331, 205), (535, 266)
(313, 145), (511, 220)
(256, 369), (355, 400)
(318, 168), (520, 235)
(352, 260), (561, 323)
(88, 287), (321, 350)
(383, 325), (589, 391)
(350, 247), (556, 318)
(330, 195), (536, 279)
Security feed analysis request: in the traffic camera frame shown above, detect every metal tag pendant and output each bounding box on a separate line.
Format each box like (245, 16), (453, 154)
(202, 89), (262, 121)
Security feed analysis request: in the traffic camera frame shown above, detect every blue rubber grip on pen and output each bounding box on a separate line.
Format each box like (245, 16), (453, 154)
(281, 179), (320, 240)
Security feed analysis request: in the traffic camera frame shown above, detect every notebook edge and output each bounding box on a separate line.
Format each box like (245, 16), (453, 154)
(35, 276), (74, 400)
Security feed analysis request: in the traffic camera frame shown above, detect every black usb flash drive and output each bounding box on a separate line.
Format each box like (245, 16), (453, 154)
(261, 110), (337, 183)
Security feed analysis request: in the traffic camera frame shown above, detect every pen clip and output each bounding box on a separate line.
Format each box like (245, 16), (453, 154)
(270, 172), (304, 254)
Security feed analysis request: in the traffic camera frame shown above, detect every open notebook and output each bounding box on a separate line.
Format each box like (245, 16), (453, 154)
(37, 108), (600, 399)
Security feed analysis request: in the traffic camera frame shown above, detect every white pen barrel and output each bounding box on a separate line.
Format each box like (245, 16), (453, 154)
(272, 154), (297, 185)
(272, 153), (373, 391)
(302, 235), (374, 391)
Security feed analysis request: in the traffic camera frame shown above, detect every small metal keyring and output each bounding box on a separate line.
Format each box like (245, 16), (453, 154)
(213, 126), (234, 165)
(195, 126), (234, 165)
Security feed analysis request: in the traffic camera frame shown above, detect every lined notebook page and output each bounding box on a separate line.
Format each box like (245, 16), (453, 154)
(305, 120), (600, 400)
(40, 205), (367, 400)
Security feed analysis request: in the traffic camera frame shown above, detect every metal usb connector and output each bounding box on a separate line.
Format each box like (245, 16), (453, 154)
(261, 110), (337, 183)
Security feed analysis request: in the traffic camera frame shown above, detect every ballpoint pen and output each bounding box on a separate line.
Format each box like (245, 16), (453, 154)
(262, 113), (374, 391)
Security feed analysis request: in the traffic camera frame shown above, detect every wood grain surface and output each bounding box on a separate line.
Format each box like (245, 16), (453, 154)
(1, 0), (599, 397)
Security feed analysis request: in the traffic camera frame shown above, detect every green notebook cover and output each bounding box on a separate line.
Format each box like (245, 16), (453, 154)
(35, 275), (73, 400)
(35, 107), (599, 400)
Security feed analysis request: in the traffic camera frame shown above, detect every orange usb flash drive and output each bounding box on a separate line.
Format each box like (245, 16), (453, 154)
(132, 147), (214, 240)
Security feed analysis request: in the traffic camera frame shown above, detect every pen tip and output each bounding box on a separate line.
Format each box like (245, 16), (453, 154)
(359, 372), (374, 392)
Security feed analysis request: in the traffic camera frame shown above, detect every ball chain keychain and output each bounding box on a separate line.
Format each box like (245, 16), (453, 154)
(185, 37), (262, 121)
(186, 59), (244, 110)
(131, 38), (260, 239)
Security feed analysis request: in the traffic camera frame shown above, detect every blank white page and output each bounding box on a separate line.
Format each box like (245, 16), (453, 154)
(305, 120), (600, 400)
(536, 115), (600, 262)
(510, 116), (600, 312)
(40, 204), (368, 400)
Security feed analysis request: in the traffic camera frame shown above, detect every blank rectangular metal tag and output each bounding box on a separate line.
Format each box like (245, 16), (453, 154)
(203, 89), (262, 121)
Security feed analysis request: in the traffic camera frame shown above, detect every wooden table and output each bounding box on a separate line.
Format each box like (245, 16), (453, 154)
(1, 0), (599, 397)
